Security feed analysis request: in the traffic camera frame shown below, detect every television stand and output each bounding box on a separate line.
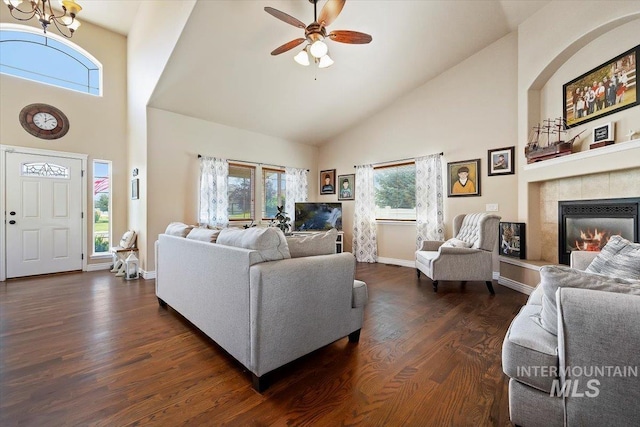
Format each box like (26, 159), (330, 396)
(289, 230), (344, 253)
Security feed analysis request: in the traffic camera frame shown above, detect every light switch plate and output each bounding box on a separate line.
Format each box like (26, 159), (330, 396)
(486, 203), (499, 212)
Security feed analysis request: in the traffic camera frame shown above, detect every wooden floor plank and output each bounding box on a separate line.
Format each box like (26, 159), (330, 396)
(0, 263), (526, 426)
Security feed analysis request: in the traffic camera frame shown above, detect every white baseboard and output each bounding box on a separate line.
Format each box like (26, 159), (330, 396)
(86, 262), (111, 272)
(376, 257), (415, 268)
(498, 276), (534, 295)
(142, 270), (156, 280)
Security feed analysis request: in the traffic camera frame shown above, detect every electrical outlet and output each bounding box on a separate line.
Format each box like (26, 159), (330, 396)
(486, 203), (499, 212)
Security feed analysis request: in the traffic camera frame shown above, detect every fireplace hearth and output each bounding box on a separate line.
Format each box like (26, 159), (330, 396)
(558, 197), (640, 265)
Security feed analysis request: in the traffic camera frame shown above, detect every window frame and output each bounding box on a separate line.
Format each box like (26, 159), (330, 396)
(262, 167), (286, 220)
(227, 162), (256, 222)
(374, 161), (417, 222)
(0, 23), (103, 96)
(92, 159), (112, 257)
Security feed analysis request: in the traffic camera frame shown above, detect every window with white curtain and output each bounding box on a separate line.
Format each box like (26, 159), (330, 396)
(263, 168), (286, 219)
(374, 162), (416, 220)
(228, 164), (255, 221)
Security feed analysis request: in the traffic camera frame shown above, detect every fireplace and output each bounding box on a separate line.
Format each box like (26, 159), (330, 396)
(558, 197), (640, 265)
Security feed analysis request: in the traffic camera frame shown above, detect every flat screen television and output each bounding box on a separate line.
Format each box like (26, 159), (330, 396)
(294, 202), (342, 231)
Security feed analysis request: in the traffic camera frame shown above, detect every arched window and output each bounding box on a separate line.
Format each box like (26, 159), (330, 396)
(0, 24), (101, 96)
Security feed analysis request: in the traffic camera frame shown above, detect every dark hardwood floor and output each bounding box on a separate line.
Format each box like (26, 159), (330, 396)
(0, 263), (527, 426)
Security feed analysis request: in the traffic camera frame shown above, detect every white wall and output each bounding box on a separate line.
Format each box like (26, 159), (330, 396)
(127, 1), (197, 272)
(0, 11), (128, 266)
(145, 108), (318, 271)
(317, 32), (519, 262)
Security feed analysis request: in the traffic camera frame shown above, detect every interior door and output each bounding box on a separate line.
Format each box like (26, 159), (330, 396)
(5, 152), (83, 278)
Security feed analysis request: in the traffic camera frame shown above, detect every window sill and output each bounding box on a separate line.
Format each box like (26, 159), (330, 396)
(376, 220), (416, 225)
(91, 253), (112, 260)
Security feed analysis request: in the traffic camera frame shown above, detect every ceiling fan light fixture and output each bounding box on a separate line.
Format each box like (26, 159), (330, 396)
(309, 39), (328, 58)
(294, 48), (310, 66)
(318, 54), (334, 69)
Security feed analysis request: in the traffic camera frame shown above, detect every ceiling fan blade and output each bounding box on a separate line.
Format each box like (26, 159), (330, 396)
(328, 30), (372, 44)
(270, 38), (306, 56)
(264, 7), (306, 29)
(318, 0), (346, 27)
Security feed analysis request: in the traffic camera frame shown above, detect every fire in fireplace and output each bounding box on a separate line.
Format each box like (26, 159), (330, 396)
(558, 197), (640, 265)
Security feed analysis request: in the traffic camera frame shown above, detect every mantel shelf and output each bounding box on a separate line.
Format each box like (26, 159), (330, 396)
(522, 137), (640, 183)
(523, 138), (640, 171)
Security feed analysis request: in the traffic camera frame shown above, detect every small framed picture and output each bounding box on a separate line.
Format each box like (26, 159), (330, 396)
(447, 159), (481, 197)
(592, 122), (614, 145)
(320, 169), (336, 195)
(131, 178), (139, 200)
(500, 222), (526, 259)
(488, 146), (515, 176)
(337, 174), (355, 200)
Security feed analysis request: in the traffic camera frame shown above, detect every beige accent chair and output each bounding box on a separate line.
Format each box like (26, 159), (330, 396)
(415, 213), (501, 294)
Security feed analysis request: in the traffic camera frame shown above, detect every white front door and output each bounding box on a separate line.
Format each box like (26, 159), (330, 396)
(5, 152), (83, 278)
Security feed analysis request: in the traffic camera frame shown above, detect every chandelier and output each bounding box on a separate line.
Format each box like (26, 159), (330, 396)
(3, 0), (82, 38)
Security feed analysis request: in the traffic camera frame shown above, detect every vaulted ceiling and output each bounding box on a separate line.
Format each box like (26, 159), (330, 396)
(80, 0), (550, 145)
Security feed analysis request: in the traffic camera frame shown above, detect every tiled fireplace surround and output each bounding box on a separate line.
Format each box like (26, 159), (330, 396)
(538, 166), (640, 263)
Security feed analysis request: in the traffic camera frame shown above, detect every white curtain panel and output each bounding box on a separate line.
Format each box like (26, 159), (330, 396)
(285, 167), (308, 224)
(353, 165), (378, 263)
(415, 153), (444, 250)
(198, 157), (229, 227)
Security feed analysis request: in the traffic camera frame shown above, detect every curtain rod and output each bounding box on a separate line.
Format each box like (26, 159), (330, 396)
(353, 152), (444, 168)
(197, 154), (309, 172)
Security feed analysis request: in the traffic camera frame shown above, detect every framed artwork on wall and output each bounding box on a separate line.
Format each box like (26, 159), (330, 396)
(488, 146), (515, 176)
(500, 222), (526, 259)
(131, 178), (139, 200)
(337, 174), (355, 200)
(447, 159), (481, 197)
(320, 169), (336, 195)
(563, 44), (638, 128)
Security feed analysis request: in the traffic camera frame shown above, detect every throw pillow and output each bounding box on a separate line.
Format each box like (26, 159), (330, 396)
(119, 230), (136, 248)
(286, 229), (337, 258)
(537, 265), (640, 336)
(165, 222), (194, 238)
(585, 235), (640, 279)
(217, 227), (291, 262)
(186, 227), (221, 243)
(440, 238), (473, 249)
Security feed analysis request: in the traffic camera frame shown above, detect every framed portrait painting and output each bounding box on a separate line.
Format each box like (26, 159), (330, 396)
(447, 159), (481, 197)
(337, 174), (355, 200)
(320, 169), (336, 195)
(563, 45), (638, 128)
(488, 146), (515, 176)
(500, 222), (526, 259)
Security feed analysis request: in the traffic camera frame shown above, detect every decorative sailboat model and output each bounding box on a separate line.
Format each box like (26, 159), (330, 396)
(525, 118), (586, 164)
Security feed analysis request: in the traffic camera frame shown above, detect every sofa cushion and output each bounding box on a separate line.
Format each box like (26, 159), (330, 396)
(526, 284), (543, 306)
(165, 222), (194, 238)
(440, 238), (473, 249)
(585, 235), (640, 279)
(502, 304), (559, 393)
(186, 227), (221, 243)
(538, 265), (640, 336)
(217, 227), (291, 262)
(286, 229), (337, 258)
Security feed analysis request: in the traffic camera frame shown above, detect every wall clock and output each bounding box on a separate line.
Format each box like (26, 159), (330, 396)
(19, 103), (70, 140)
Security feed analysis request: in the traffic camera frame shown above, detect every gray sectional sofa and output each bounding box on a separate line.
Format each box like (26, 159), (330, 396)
(155, 226), (367, 391)
(502, 236), (640, 426)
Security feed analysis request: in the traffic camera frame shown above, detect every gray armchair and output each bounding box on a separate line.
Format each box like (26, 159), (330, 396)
(415, 213), (501, 294)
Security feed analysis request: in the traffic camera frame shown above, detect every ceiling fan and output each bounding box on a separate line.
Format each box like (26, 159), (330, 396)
(264, 0), (372, 68)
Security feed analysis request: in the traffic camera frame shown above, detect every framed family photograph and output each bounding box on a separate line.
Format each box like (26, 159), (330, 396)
(337, 174), (355, 200)
(320, 169), (336, 194)
(488, 146), (515, 176)
(500, 222), (526, 259)
(563, 44), (638, 128)
(447, 159), (481, 197)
